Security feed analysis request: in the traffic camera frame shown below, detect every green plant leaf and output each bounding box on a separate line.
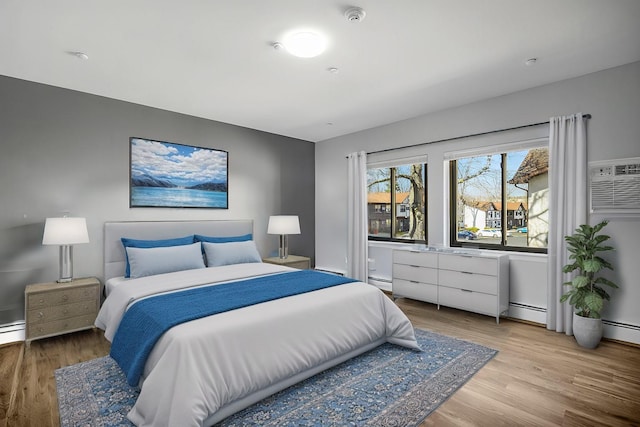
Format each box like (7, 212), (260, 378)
(584, 292), (603, 318)
(572, 275), (590, 288)
(583, 259), (602, 273)
(594, 277), (618, 289)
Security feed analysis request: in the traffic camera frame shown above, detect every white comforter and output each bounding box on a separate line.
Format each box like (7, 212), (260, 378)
(95, 263), (419, 427)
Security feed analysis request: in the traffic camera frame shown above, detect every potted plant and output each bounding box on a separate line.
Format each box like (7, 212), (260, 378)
(560, 220), (618, 348)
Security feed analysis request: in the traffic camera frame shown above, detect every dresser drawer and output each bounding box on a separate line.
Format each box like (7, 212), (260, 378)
(438, 286), (497, 317)
(438, 269), (498, 295)
(438, 254), (498, 276)
(393, 250), (438, 268)
(393, 279), (437, 303)
(27, 300), (98, 325)
(27, 285), (99, 309)
(26, 314), (97, 340)
(393, 264), (438, 284)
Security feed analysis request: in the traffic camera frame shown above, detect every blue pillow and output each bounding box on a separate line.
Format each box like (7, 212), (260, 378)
(126, 242), (205, 279)
(194, 233), (253, 243)
(121, 235), (195, 277)
(202, 241), (262, 267)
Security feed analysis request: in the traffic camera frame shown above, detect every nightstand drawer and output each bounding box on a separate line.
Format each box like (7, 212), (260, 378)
(262, 255), (311, 269)
(27, 300), (98, 325)
(25, 277), (101, 345)
(284, 260), (311, 269)
(27, 286), (99, 309)
(26, 314), (97, 340)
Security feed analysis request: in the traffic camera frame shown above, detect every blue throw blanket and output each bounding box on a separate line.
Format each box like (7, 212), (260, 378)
(110, 270), (357, 386)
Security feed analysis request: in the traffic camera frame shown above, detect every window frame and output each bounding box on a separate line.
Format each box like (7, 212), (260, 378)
(449, 149), (548, 254)
(367, 162), (428, 244)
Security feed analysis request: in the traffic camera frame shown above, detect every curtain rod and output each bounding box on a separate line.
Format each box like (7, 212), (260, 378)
(349, 114), (591, 157)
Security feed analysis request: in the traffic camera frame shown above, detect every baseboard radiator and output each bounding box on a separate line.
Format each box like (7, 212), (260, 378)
(0, 321), (25, 345)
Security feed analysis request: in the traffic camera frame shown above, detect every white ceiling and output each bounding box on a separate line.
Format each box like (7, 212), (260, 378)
(1, 1), (639, 143)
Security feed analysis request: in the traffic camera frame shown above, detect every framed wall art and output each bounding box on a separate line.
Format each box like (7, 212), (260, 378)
(130, 137), (228, 208)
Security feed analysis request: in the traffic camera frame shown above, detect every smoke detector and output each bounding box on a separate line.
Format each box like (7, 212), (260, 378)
(344, 7), (366, 23)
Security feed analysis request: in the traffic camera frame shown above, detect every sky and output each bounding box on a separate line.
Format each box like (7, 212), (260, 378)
(130, 138), (228, 186)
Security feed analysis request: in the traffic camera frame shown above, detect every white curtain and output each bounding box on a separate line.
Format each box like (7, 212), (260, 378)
(547, 113), (587, 335)
(347, 151), (368, 282)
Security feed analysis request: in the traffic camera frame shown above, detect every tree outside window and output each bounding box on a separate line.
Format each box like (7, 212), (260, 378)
(451, 147), (548, 252)
(367, 163), (426, 242)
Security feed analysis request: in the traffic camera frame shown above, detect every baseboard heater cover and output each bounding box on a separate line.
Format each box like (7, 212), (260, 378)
(509, 302), (546, 313)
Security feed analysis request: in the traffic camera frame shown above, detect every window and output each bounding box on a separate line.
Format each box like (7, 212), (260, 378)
(367, 163), (427, 242)
(450, 146), (549, 253)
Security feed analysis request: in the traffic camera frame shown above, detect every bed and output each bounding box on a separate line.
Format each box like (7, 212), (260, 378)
(95, 220), (419, 427)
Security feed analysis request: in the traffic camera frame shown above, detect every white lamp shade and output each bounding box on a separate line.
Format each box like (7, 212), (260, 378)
(267, 215), (301, 235)
(42, 217), (90, 245)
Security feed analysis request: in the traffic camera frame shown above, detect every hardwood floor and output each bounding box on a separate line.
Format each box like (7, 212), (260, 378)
(1, 299), (639, 426)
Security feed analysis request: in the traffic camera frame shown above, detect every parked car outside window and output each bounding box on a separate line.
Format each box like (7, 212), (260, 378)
(457, 230), (477, 240)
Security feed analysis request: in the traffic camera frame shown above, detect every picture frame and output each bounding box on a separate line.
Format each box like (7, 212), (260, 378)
(129, 137), (228, 208)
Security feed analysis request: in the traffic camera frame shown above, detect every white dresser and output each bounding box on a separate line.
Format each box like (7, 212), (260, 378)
(392, 249), (509, 323)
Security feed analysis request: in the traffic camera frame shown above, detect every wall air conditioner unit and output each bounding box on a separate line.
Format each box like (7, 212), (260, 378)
(589, 157), (640, 214)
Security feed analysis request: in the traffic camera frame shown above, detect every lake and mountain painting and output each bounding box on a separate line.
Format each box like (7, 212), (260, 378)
(130, 137), (228, 208)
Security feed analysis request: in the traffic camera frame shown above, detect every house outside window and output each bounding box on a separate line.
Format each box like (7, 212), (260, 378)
(367, 163), (427, 243)
(450, 145), (548, 253)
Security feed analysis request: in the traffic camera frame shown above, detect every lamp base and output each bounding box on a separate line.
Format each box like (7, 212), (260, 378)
(58, 245), (74, 283)
(278, 234), (289, 259)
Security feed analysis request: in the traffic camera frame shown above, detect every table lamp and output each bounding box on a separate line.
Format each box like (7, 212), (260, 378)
(267, 215), (300, 259)
(42, 217), (90, 282)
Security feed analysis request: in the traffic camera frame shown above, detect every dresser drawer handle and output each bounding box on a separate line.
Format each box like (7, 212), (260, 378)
(63, 309), (69, 315)
(461, 271), (473, 275)
(39, 298), (44, 304)
(461, 289), (473, 293)
(38, 312), (44, 318)
(62, 294), (69, 302)
(410, 280), (419, 284)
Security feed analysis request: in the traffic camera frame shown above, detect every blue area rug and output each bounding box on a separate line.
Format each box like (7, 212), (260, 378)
(55, 329), (496, 426)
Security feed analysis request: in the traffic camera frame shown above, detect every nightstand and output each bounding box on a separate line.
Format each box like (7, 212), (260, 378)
(262, 255), (311, 270)
(25, 277), (101, 347)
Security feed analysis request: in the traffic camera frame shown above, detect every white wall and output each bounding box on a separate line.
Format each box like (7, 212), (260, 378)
(315, 61), (640, 343)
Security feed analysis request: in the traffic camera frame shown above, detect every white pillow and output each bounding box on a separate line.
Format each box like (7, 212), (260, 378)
(126, 242), (205, 278)
(202, 240), (262, 267)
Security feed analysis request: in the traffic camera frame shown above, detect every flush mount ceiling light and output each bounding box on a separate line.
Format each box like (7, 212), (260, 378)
(281, 31), (327, 58)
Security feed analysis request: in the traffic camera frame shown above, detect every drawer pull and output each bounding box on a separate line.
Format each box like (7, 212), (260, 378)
(410, 280), (419, 284)
(63, 309), (69, 315)
(39, 298), (44, 304)
(461, 271), (473, 275)
(461, 289), (473, 293)
(62, 294), (69, 302)
(38, 312), (44, 318)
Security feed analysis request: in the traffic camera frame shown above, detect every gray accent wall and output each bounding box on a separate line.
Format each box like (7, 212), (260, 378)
(0, 75), (315, 328)
(315, 61), (640, 343)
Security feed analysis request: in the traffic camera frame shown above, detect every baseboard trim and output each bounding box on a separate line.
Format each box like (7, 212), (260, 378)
(0, 322), (25, 346)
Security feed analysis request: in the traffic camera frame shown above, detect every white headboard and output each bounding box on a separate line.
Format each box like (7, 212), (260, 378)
(104, 220), (254, 282)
